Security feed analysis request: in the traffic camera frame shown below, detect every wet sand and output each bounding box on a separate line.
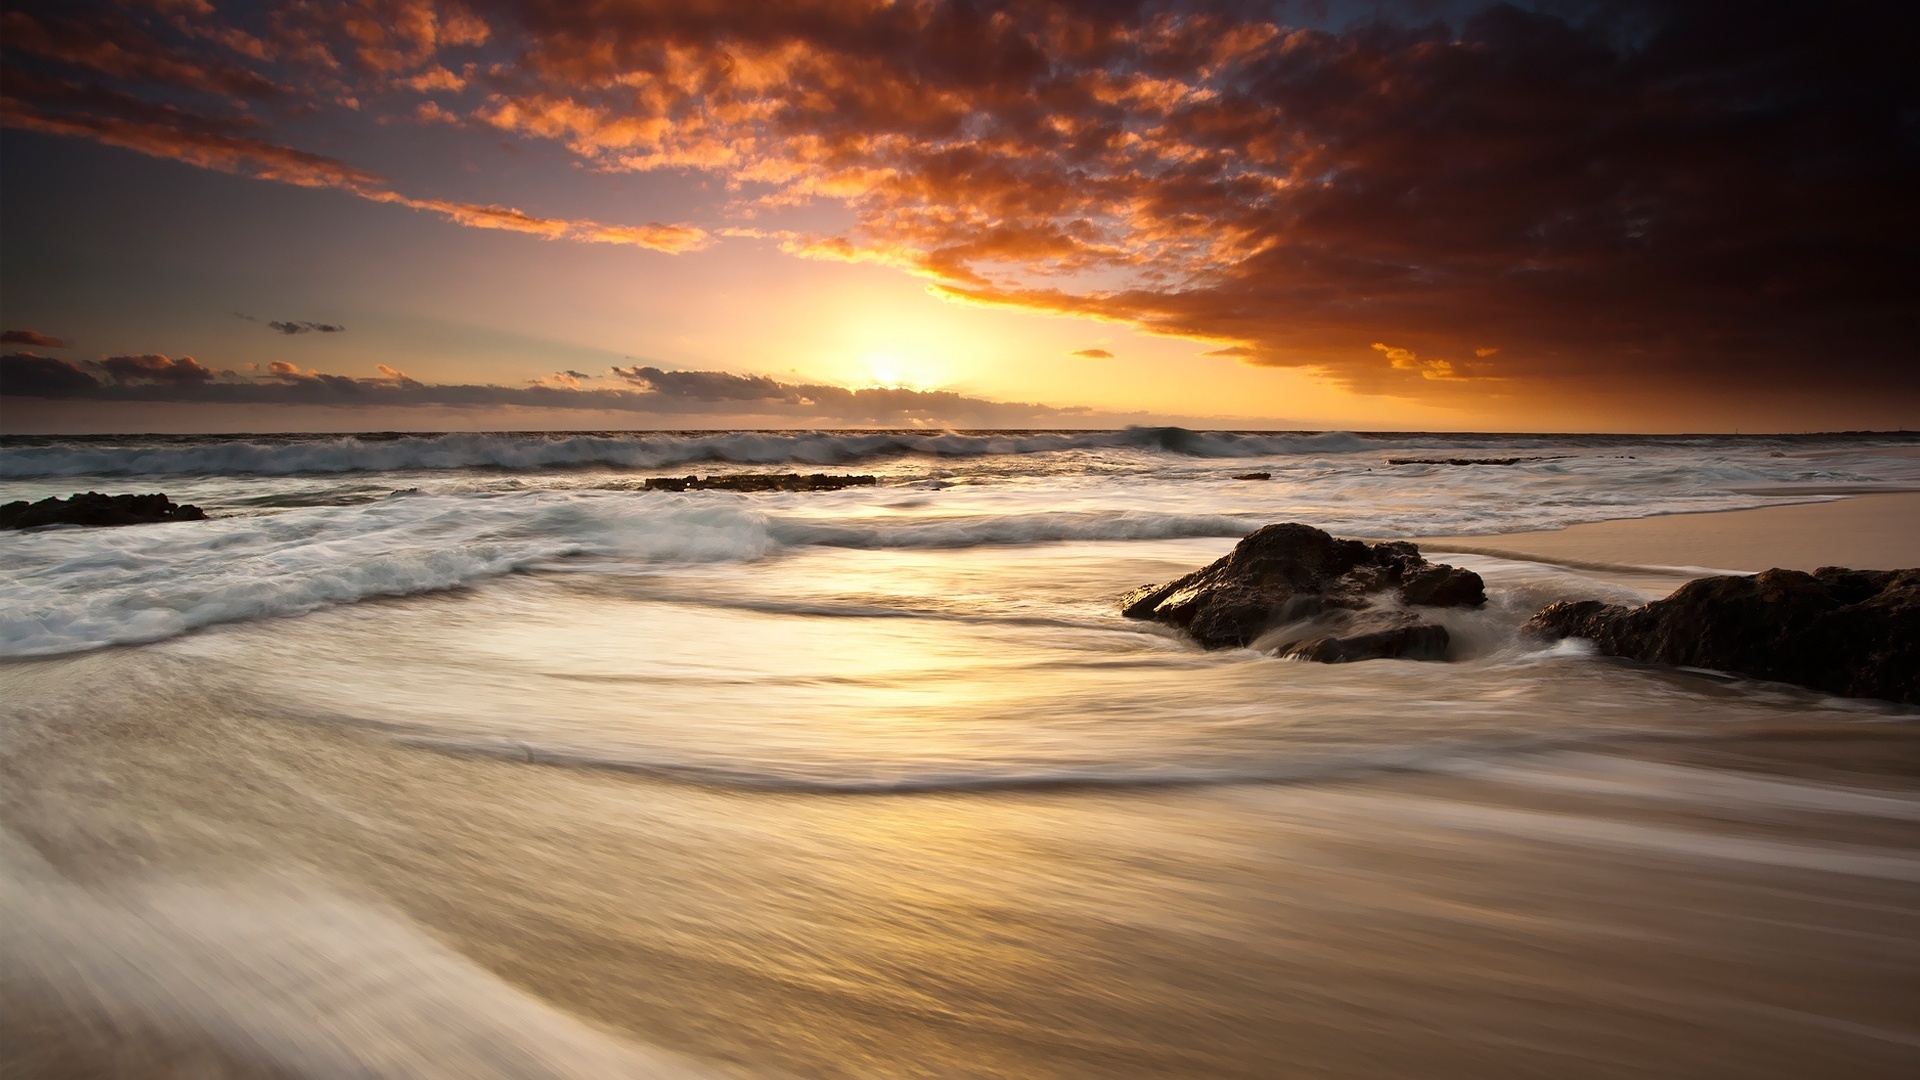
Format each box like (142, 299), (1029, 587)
(5, 664), (1917, 1080)
(1419, 492), (1920, 574)
(5, 494), (1919, 1078)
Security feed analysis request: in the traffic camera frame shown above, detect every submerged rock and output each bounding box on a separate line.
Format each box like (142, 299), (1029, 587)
(1385, 456), (1566, 466)
(1120, 522), (1484, 661)
(644, 473), (878, 492)
(1524, 566), (1920, 704)
(1, 492), (206, 529)
(1273, 609), (1453, 663)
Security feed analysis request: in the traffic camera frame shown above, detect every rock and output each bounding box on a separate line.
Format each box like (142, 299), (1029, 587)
(1399, 565), (1487, 607)
(1524, 566), (1920, 704)
(1, 492), (207, 529)
(1232, 472), (1271, 481)
(1274, 609), (1452, 663)
(1120, 522), (1484, 659)
(1385, 456), (1569, 466)
(644, 473), (878, 492)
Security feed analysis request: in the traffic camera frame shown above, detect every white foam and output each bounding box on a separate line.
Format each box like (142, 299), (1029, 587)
(0, 830), (711, 1079)
(0, 493), (778, 656)
(0, 428), (1409, 477)
(0, 490), (1274, 655)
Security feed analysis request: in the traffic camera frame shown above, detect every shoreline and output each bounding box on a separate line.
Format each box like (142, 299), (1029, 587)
(1418, 491), (1920, 574)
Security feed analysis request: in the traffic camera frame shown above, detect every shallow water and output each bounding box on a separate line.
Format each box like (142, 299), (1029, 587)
(3, 430), (1918, 1077)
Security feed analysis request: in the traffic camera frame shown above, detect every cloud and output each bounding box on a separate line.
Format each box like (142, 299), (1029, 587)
(1, 352), (100, 396)
(397, 65), (465, 93)
(0, 6), (284, 100)
(413, 100), (460, 125)
(98, 353), (218, 384)
(1373, 343), (1465, 382)
(0, 94), (713, 253)
(268, 320), (346, 334)
(3, 0), (1915, 415)
(451, 0), (1918, 408)
(530, 369), (590, 389)
(2, 354), (1087, 425)
(1070, 348), (1114, 359)
(0, 1), (710, 256)
(610, 365), (790, 401)
(2, 329), (68, 348)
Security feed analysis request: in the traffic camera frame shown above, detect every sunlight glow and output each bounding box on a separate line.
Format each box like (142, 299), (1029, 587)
(861, 350), (948, 391)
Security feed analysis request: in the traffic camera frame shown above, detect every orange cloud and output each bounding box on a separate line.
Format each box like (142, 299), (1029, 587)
(4, 0), (1914, 415)
(99, 353), (216, 384)
(397, 65), (465, 92)
(0, 98), (708, 254)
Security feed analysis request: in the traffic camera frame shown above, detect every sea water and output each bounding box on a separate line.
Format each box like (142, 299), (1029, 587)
(3, 429), (1917, 1078)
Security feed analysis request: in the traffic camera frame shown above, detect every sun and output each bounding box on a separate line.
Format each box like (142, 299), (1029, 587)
(862, 351), (945, 390)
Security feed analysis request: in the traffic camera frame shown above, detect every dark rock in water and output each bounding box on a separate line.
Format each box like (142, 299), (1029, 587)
(1524, 566), (1920, 704)
(1231, 472), (1271, 481)
(1, 492), (207, 529)
(1386, 456), (1550, 466)
(1274, 609), (1452, 663)
(644, 473), (878, 492)
(1120, 522), (1484, 659)
(1398, 565), (1487, 607)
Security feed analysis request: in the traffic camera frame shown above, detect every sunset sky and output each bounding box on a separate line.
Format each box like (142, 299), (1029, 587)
(2, 0), (1914, 433)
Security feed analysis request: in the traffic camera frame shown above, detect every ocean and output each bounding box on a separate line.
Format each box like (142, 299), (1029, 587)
(4, 429), (1918, 1078)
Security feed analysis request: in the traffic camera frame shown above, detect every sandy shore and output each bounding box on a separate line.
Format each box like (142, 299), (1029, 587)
(1419, 491), (1920, 574)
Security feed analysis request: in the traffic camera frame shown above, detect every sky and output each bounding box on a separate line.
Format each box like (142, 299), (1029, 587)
(1, 0), (1915, 434)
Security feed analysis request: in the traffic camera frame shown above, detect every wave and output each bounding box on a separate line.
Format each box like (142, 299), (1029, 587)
(0, 428), (1419, 477)
(0, 491), (1259, 656)
(0, 830), (715, 1080)
(396, 728), (1908, 798)
(393, 734), (1593, 794)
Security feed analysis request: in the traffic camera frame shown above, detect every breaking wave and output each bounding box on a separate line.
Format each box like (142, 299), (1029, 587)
(0, 490), (1259, 656)
(0, 427), (1429, 477)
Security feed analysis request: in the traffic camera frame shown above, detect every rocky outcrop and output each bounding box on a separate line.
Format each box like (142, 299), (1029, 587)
(1271, 609), (1453, 663)
(1120, 522), (1485, 661)
(1385, 456), (1564, 466)
(1, 492), (207, 529)
(644, 473), (878, 492)
(1525, 566), (1920, 704)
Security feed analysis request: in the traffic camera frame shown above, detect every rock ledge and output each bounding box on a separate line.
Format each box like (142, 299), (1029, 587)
(644, 473), (877, 492)
(2, 492), (207, 529)
(1525, 566), (1920, 704)
(1121, 522), (1485, 661)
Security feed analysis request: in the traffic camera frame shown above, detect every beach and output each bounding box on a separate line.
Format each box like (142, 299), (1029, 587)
(1421, 491), (1920, 575)
(3, 431), (1917, 1078)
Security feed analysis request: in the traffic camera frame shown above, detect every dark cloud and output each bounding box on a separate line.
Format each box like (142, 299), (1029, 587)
(0, 1), (707, 253)
(267, 320), (347, 335)
(98, 353), (218, 384)
(1071, 348), (1114, 359)
(1, 329), (68, 348)
(0, 4), (285, 101)
(611, 365), (790, 401)
(3, 0), (1916, 418)
(1, 355), (1087, 425)
(1, 352), (100, 396)
(462, 0), (1920, 409)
